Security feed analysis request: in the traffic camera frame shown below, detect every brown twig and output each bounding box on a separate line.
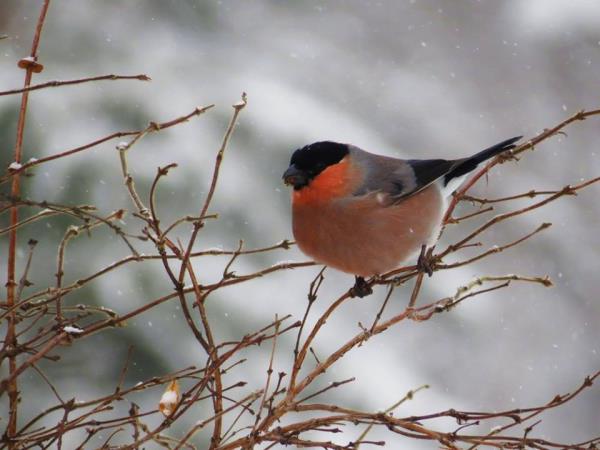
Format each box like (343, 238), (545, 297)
(439, 179), (600, 261)
(15, 239), (38, 303)
(462, 188), (577, 204)
(175, 93), (247, 448)
(177, 93), (248, 288)
(4, 0), (52, 442)
(0, 104), (215, 185)
(369, 284), (395, 333)
(250, 315), (281, 442)
(294, 267), (326, 358)
(0, 73), (150, 96)
(442, 108), (600, 225)
(438, 222), (552, 269)
(355, 384), (429, 448)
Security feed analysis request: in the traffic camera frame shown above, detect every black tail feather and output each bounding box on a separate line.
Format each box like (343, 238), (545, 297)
(444, 135), (522, 185)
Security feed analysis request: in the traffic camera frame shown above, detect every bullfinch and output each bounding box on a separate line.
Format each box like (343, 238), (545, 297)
(282, 136), (521, 289)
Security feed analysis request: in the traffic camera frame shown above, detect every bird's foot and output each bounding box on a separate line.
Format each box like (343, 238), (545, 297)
(351, 276), (373, 298)
(417, 245), (435, 277)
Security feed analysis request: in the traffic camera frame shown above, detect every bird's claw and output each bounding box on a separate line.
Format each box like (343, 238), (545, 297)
(351, 276), (373, 298)
(417, 245), (435, 276)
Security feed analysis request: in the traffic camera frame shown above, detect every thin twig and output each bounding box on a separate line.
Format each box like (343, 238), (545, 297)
(294, 267), (326, 358)
(439, 179), (600, 260)
(250, 315), (281, 439)
(296, 377), (356, 404)
(439, 222), (552, 269)
(15, 239), (38, 302)
(0, 73), (150, 96)
(355, 384), (429, 448)
(174, 93), (247, 449)
(369, 284), (395, 333)
(0, 104), (215, 185)
(442, 109), (600, 225)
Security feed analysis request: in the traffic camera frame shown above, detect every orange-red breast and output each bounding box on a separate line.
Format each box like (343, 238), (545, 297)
(283, 137), (521, 278)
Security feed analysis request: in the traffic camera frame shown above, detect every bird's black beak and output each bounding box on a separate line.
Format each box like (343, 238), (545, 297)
(282, 164), (309, 189)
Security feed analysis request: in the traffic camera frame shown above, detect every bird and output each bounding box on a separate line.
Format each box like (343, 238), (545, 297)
(282, 136), (521, 293)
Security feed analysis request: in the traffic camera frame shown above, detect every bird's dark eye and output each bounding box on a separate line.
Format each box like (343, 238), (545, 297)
(308, 162), (326, 176)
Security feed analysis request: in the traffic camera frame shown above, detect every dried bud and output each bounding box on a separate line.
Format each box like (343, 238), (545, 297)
(159, 379), (180, 417)
(17, 56), (44, 73)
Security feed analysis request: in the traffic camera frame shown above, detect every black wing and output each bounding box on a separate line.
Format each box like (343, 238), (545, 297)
(350, 136), (522, 204)
(408, 135), (522, 191)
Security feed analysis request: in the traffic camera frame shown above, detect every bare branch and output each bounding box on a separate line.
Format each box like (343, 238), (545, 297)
(0, 104), (215, 185)
(4, 0), (52, 440)
(0, 73), (150, 96)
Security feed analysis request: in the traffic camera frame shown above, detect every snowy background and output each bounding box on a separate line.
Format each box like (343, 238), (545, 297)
(1, 1), (599, 448)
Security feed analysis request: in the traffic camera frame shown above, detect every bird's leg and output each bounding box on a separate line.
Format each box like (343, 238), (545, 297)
(351, 276), (373, 298)
(416, 244), (435, 277)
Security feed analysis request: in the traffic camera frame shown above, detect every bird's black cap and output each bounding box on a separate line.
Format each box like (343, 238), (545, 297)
(283, 141), (349, 190)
